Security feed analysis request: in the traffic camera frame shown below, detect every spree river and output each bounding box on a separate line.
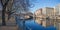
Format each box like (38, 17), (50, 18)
(15, 16), (56, 30)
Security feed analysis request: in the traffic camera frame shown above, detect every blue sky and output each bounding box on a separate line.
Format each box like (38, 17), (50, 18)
(0, 0), (60, 13)
(30, 0), (60, 13)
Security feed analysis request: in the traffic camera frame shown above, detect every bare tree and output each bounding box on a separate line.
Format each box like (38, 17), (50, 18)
(0, 0), (9, 26)
(12, 0), (33, 14)
(0, 0), (34, 26)
(5, 0), (14, 20)
(0, 0), (13, 26)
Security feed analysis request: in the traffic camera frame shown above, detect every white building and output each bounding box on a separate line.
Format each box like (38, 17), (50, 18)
(54, 4), (60, 30)
(55, 4), (60, 15)
(42, 7), (55, 27)
(34, 7), (56, 27)
(42, 7), (54, 17)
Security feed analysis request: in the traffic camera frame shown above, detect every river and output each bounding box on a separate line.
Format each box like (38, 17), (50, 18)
(15, 16), (56, 30)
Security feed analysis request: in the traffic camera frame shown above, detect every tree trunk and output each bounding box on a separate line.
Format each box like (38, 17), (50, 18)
(1, 0), (10, 26)
(2, 5), (6, 26)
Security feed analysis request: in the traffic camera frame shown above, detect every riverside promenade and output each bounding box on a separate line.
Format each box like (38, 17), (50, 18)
(0, 18), (18, 30)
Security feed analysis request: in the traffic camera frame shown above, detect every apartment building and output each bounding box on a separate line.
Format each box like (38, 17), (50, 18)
(34, 8), (43, 25)
(55, 4), (60, 15)
(42, 7), (55, 17)
(54, 4), (60, 30)
(34, 7), (55, 27)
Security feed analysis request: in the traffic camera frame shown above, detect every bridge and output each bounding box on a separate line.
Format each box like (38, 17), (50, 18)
(14, 12), (33, 20)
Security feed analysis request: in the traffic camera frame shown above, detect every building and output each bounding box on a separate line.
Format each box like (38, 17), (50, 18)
(55, 4), (60, 15)
(54, 4), (60, 30)
(55, 16), (60, 30)
(34, 8), (46, 26)
(42, 7), (55, 27)
(42, 7), (55, 17)
(34, 8), (42, 16)
(34, 8), (43, 25)
(34, 7), (55, 27)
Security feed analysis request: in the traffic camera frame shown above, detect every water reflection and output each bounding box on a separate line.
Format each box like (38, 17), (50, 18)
(15, 16), (56, 30)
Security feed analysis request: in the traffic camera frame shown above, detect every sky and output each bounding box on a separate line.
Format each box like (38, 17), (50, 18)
(0, 0), (60, 13)
(30, 0), (60, 13)
(0, 2), (2, 10)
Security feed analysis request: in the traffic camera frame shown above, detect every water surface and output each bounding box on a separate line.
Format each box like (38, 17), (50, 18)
(15, 16), (56, 30)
